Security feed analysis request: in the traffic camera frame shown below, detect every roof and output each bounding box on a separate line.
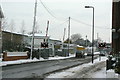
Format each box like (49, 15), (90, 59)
(0, 6), (4, 18)
(2, 30), (28, 36)
(49, 38), (62, 42)
(29, 33), (48, 37)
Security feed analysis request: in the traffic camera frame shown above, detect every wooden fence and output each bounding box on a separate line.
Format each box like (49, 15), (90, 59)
(2, 52), (29, 61)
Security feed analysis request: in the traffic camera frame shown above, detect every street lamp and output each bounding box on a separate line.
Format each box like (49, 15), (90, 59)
(85, 6), (94, 63)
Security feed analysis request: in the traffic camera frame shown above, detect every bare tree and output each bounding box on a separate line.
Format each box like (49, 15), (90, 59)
(64, 38), (72, 44)
(21, 20), (25, 34)
(34, 21), (43, 34)
(9, 19), (15, 32)
(27, 21), (42, 35)
(71, 33), (82, 42)
(1, 17), (8, 31)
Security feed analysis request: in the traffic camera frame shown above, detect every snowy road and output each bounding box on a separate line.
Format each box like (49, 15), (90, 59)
(2, 56), (98, 79)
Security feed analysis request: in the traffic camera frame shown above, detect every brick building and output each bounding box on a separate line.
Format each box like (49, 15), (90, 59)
(112, 0), (120, 55)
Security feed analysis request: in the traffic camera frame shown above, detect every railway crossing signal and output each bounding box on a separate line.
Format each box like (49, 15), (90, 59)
(41, 39), (48, 48)
(41, 42), (48, 48)
(98, 43), (106, 48)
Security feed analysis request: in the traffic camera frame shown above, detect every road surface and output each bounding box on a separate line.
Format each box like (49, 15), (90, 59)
(2, 56), (98, 79)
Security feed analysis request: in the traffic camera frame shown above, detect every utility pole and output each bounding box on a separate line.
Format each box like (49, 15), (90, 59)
(46, 21), (49, 38)
(68, 17), (70, 56)
(31, 0), (37, 59)
(63, 28), (66, 42)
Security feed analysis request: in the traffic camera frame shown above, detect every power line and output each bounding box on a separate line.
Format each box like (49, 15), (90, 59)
(39, 0), (56, 18)
(71, 17), (111, 30)
(51, 20), (69, 29)
(57, 20), (69, 26)
(38, 0), (66, 21)
(37, 0), (111, 30)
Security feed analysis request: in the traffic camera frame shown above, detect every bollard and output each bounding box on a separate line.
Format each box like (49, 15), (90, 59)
(2, 51), (7, 61)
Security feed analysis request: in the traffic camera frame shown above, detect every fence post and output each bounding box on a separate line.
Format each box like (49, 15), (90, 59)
(2, 51), (7, 61)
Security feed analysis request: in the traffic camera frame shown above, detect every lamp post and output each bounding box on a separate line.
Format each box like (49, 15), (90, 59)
(85, 6), (94, 63)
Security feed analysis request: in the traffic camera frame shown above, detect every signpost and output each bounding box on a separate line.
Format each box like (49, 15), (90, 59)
(98, 43), (106, 61)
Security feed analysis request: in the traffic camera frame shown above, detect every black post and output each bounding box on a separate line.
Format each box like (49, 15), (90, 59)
(68, 17), (70, 56)
(92, 7), (94, 63)
(85, 6), (94, 63)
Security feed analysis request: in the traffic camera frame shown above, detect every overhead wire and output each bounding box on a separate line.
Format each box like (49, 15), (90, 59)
(38, 0), (67, 21)
(51, 19), (69, 29)
(71, 17), (111, 30)
(38, 0), (111, 30)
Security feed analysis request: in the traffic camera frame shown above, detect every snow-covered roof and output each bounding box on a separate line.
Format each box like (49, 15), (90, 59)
(29, 33), (49, 37)
(49, 38), (62, 42)
(2, 30), (28, 36)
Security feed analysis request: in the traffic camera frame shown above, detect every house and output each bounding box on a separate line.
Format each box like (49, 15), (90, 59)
(28, 33), (49, 49)
(2, 30), (29, 52)
(0, 6), (4, 53)
(49, 39), (62, 56)
(49, 38), (62, 49)
(28, 34), (64, 56)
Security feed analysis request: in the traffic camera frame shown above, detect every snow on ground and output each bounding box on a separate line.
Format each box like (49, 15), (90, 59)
(94, 52), (100, 55)
(0, 54), (75, 66)
(92, 67), (119, 78)
(46, 57), (107, 78)
(0, 51), (119, 79)
(0, 52), (100, 66)
(46, 56), (119, 79)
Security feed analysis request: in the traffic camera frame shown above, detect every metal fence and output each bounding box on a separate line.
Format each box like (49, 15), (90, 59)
(31, 48), (74, 59)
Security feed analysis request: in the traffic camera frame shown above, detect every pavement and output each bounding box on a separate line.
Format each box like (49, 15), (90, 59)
(46, 56), (120, 79)
(1, 54), (75, 67)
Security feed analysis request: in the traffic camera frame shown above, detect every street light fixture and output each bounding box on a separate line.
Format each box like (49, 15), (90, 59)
(85, 6), (94, 63)
(85, 6), (94, 8)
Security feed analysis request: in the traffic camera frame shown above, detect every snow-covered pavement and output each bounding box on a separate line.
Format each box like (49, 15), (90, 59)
(1, 52), (119, 79)
(0, 54), (75, 66)
(46, 56), (120, 79)
(91, 67), (119, 78)
(0, 52), (101, 67)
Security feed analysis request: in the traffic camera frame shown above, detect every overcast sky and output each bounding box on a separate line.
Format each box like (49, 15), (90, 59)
(0, 0), (112, 42)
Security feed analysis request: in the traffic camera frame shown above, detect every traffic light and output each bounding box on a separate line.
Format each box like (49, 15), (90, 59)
(98, 43), (106, 47)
